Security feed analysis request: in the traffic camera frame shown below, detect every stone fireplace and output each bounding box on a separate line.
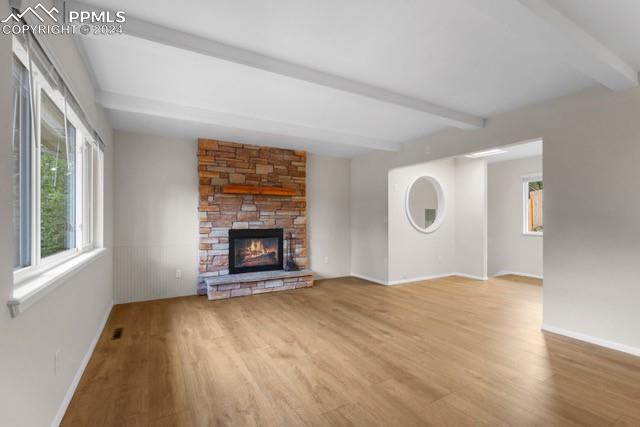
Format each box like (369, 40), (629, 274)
(197, 139), (313, 299)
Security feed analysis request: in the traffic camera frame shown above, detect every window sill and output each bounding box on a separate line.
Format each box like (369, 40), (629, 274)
(7, 248), (107, 318)
(523, 232), (543, 237)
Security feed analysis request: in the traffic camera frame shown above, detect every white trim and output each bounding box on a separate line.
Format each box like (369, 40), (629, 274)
(542, 324), (640, 357)
(40, 248), (80, 269)
(351, 272), (505, 286)
(521, 172), (543, 180)
(494, 270), (543, 280)
(8, 248), (107, 317)
(14, 248), (79, 285)
(350, 272), (388, 286)
(388, 272), (488, 286)
(452, 272), (488, 281)
(50, 301), (113, 427)
(313, 274), (350, 281)
(405, 175), (446, 234)
(387, 273), (453, 286)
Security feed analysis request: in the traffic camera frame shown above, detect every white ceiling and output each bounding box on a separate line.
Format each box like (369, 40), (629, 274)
(550, 0), (640, 71)
(84, 34), (442, 154)
(75, 0), (640, 157)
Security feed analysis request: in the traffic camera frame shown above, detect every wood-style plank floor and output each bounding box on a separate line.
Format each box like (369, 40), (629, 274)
(62, 275), (640, 426)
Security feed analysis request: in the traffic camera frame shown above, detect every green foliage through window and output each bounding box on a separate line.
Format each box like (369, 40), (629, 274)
(40, 153), (72, 257)
(40, 92), (75, 258)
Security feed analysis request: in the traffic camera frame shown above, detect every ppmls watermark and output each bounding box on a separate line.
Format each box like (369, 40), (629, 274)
(2, 2), (126, 35)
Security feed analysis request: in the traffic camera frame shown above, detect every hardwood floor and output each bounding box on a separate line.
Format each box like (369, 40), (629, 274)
(62, 275), (640, 426)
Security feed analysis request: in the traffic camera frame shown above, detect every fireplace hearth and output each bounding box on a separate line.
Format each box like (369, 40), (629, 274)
(229, 228), (284, 274)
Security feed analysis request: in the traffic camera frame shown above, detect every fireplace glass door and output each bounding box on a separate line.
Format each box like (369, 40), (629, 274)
(229, 228), (283, 274)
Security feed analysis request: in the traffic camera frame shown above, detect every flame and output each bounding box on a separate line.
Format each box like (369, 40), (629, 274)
(241, 239), (276, 260)
(249, 239), (265, 256)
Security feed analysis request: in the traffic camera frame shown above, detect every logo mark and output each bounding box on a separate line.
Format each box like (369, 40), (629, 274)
(2, 4), (59, 23)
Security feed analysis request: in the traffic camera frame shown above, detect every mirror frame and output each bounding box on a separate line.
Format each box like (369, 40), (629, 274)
(405, 175), (446, 234)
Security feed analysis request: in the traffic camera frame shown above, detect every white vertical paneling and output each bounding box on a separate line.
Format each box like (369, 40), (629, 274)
(114, 244), (198, 303)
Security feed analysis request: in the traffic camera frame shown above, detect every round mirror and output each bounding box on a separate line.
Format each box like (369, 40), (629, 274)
(405, 176), (445, 233)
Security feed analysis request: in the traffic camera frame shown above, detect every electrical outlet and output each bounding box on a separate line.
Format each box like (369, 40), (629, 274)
(175, 269), (182, 279)
(323, 256), (329, 264)
(54, 349), (61, 376)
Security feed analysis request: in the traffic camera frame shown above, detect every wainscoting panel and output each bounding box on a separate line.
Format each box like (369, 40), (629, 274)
(114, 245), (199, 304)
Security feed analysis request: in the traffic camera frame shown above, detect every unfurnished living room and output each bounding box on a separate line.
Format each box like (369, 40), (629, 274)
(1, 1), (640, 426)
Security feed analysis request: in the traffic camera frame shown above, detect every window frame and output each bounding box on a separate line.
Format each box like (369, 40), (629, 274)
(11, 50), (33, 271)
(522, 173), (543, 237)
(12, 35), (104, 287)
(36, 79), (77, 266)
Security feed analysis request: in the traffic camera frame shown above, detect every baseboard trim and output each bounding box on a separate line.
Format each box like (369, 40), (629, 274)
(494, 270), (543, 280)
(51, 301), (113, 427)
(349, 273), (388, 286)
(387, 273), (452, 286)
(314, 274), (351, 281)
(351, 272), (489, 286)
(542, 323), (640, 357)
(452, 272), (488, 281)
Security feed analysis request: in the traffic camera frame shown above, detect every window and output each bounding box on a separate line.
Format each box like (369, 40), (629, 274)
(40, 92), (75, 258)
(11, 50), (32, 269)
(523, 175), (543, 235)
(12, 32), (104, 286)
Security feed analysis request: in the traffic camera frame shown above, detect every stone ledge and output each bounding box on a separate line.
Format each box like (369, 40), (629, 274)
(204, 269), (314, 301)
(204, 269), (313, 286)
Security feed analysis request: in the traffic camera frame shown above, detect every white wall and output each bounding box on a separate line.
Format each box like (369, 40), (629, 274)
(350, 151), (391, 283)
(488, 156), (543, 278)
(387, 158), (486, 284)
(112, 134), (351, 302)
(351, 84), (640, 354)
(113, 131), (199, 304)
(388, 159), (457, 283)
(0, 0), (114, 425)
(454, 158), (487, 279)
(307, 154), (351, 279)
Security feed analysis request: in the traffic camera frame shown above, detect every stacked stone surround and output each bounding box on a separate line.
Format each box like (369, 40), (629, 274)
(208, 275), (314, 300)
(197, 138), (310, 298)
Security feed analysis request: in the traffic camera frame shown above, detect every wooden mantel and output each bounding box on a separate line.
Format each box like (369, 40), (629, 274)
(222, 184), (296, 197)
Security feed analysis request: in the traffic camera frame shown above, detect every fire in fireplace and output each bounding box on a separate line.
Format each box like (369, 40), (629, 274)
(228, 228), (284, 274)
